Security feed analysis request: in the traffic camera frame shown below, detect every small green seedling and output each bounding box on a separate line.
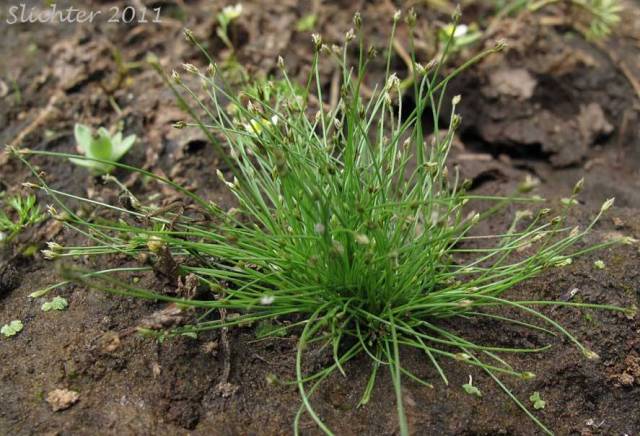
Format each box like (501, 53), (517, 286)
(462, 375), (482, 397)
(1, 320), (23, 337)
(530, 391), (546, 410)
(41, 296), (69, 312)
(71, 123), (136, 174)
(0, 194), (46, 243)
(594, 260), (605, 270)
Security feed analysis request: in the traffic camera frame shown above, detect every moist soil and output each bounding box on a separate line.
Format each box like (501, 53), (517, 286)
(1, 1), (640, 435)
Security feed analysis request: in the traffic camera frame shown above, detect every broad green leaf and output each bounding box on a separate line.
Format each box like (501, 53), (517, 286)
(112, 134), (136, 161)
(88, 130), (114, 161)
(74, 123), (93, 153)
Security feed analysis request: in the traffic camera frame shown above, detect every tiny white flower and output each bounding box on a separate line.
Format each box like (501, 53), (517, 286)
(314, 223), (326, 234)
(393, 10), (401, 22)
(221, 3), (243, 21)
(453, 24), (468, 38)
(260, 295), (275, 305)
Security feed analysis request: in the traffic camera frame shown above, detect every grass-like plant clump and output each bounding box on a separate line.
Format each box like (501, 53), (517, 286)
(16, 9), (634, 435)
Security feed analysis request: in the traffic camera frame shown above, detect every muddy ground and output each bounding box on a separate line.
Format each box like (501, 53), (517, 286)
(1, 1), (640, 435)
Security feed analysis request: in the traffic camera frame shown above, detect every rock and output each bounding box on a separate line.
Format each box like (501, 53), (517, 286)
(487, 68), (537, 100)
(46, 388), (79, 411)
(0, 262), (20, 298)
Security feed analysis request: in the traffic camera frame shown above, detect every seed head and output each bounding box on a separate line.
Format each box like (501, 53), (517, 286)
(385, 73), (400, 91)
(345, 28), (355, 42)
(171, 70), (181, 85)
(494, 39), (508, 51)
(406, 8), (417, 27)
(311, 33), (323, 50)
(583, 349), (600, 360)
(353, 11), (362, 28)
(182, 63), (199, 74)
(454, 353), (471, 361)
(184, 28), (195, 42)
(601, 197), (615, 213)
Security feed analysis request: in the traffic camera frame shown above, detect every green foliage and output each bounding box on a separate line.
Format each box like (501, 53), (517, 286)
(19, 10), (633, 436)
(41, 296), (69, 312)
(70, 123), (136, 174)
(578, 0), (622, 39)
(1, 320), (23, 337)
(528, 0), (622, 39)
(296, 14), (317, 32)
(529, 391), (546, 409)
(0, 194), (46, 243)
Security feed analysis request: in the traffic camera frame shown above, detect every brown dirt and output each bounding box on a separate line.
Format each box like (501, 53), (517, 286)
(1, 1), (640, 435)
